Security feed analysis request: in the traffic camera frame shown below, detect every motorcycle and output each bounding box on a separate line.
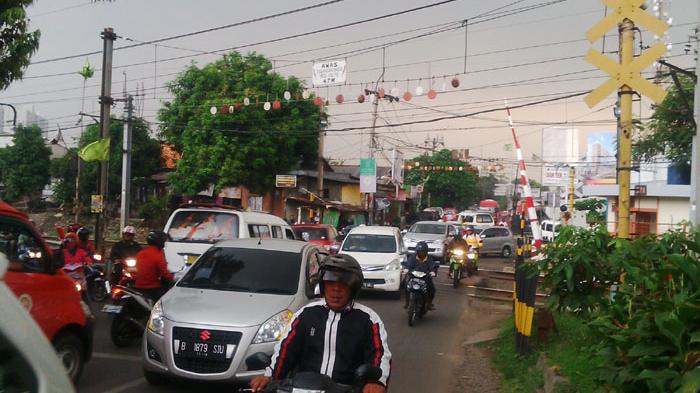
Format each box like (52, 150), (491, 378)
(449, 248), (466, 288)
(63, 263), (88, 301)
(465, 246), (478, 277)
(405, 270), (434, 327)
(239, 352), (382, 393)
(84, 264), (108, 302)
(102, 285), (154, 347)
(109, 257), (137, 288)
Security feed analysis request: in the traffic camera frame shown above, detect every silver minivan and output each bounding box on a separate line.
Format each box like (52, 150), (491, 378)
(479, 226), (516, 258)
(142, 239), (324, 385)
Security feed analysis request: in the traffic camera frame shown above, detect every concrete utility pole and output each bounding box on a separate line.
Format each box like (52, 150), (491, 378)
(95, 27), (116, 252)
(317, 104), (327, 222)
(568, 166), (575, 214)
(119, 95), (133, 233)
(616, 18), (635, 239)
(692, 19), (700, 225)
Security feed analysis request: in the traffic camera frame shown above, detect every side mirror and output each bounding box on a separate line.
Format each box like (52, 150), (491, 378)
(330, 244), (340, 254)
(401, 229), (408, 235)
(245, 352), (272, 371)
(354, 364), (383, 386)
(313, 283), (322, 297)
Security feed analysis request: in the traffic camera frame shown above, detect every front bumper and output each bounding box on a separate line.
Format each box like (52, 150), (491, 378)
(360, 269), (401, 292)
(142, 319), (275, 382)
(404, 241), (444, 258)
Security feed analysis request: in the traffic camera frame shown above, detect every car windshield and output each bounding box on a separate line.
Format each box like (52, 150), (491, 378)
(409, 223), (445, 235)
(167, 211), (239, 243)
(178, 247), (301, 295)
(293, 228), (328, 241)
(341, 234), (396, 253)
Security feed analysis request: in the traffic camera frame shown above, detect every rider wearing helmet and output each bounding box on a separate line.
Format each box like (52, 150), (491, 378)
(250, 254), (391, 393)
(463, 225), (482, 250)
(109, 225), (142, 261)
(447, 230), (469, 277)
(76, 227), (96, 256)
(134, 230), (174, 301)
(403, 241), (439, 310)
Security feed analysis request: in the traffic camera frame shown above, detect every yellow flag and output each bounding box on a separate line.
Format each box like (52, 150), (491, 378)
(78, 138), (110, 162)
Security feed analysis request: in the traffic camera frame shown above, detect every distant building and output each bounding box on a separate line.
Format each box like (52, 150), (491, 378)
(25, 107), (48, 132)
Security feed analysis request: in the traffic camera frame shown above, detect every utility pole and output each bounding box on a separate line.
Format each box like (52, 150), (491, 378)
(616, 18), (634, 239)
(368, 95), (379, 225)
(692, 20), (700, 225)
(317, 104), (327, 222)
(119, 95), (133, 233)
(95, 27), (116, 252)
(568, 166), (575, 213)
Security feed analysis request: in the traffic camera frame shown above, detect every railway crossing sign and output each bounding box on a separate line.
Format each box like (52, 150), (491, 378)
(584, 0), (669, 108)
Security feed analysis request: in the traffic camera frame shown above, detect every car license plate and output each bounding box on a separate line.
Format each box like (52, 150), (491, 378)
(174, 339), (228, 360)
(185, 255), (198, 266)
(102, 304), (122, 313)
(362, 282), (374, 289)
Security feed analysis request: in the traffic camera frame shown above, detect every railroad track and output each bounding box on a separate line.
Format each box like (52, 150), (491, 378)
(464, 268), (547, 306)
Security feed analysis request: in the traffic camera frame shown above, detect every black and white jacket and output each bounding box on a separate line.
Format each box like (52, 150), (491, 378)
(265, 300), (392, 386)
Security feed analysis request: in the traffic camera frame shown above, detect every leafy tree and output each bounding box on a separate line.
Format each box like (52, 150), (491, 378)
(0, 124), (51, 201)
(634, 75), (695, 167)
(475, 174), (498, 201)
(574, 198), (606, 225)
(404, 149), (479, 209)
(158, 52), (319, 194)
(0, 1), (40, 91)
(50, 117), (162, 205)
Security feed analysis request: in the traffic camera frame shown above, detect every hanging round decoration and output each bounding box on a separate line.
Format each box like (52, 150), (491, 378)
(357, 95), (365, 103)
(369, 94), (376, 103)
(336, 94), (344, 104)
(390, 87), (400, 97)
(220, 106), (228, 114)
(451, 77), (460, 88)
(415, 85), (424, 96)
(403, 91), (413, 101)
(263, 102), (271, 111)
(427, 89), (437, 99)
(283, 91), (292, 101)
(243, 97), (251, 106)
(441, 82), (447, 92)
(314, 96), (323, 106)
(235, 103), (242, 111)
(210, 106), (217, 115)
(272, 100), (282, 110)
(302, 89), (311, 99)
(228, 105), (235, 113)
(378, 88), (385, 98)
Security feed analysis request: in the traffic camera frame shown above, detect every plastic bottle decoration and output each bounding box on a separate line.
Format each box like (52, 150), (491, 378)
(451, 77), (460, 88)
(302, 89), (311, 100)
(441, 81), (447, 92)
(235, 103), (242, 111)
(314, 96), (323, 106)
(378, 88), (385, 98)
(336, 94), (344, 104)
(357, 94), (365, 103)
(228, 105), (235, 113)
(283, 91), (292, 101)
(390, 87), (400, 97)
(243, 97), (251, 106)
(272, 100), (281, 110)
(415, 85), (424, 96)
(263, 102), (271, 111)
(403, 91), (413, 102)
(210, 106), (217, 115)
(427, 89), (437, 99)
(369, 94), (376, 103)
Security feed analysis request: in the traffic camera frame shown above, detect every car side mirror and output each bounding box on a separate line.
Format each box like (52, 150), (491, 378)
(245, 352), (272, 371)
(354, 364), (383, 386)
(330, 244), (340, 254)
(401, 229), (407, 235)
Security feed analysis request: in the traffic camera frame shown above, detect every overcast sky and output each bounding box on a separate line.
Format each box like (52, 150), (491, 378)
(1, 0), (697, 180)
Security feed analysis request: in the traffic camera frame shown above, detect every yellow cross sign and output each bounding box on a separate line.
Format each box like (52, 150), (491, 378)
(584, 43), (668, 107)
(586, 0), (668, 43)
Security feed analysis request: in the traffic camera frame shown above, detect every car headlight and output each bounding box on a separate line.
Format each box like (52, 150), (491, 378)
(147, 300), (165, 336)
(385, 259), (401, 271)
(253, 310), (293, 344)
(125, 258), (136, 268)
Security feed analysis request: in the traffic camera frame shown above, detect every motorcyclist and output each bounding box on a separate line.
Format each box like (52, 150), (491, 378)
(249, 254), (391, 393)
(447, 232), (469, 278)
(109, 225), (142, 261)
(76, 227), (96, 256)
(403, 241), (438, 310)
(134, 230), (174, 301)
(61, 233), (92, 287)
(463, 225), (482, 251)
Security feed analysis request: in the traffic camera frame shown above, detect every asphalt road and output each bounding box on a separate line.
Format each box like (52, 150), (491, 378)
(77, 257), (512, 393)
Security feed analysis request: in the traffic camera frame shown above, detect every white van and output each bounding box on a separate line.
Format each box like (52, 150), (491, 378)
(459, 211), (495, 229)
(163, 206), (294, 274)
(541, 220), (562, 242)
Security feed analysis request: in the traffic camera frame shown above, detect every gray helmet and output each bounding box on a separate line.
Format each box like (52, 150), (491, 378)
(319, 254), (364, 301)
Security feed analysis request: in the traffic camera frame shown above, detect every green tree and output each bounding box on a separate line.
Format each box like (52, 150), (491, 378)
(50, 117), (162, 205)
(476, 174), (498, 200)
(633, 75), (695, 167)
(0, 1), (40, 91)
(158, 52), (319, 194)
(0, 124), (51, 201)
(404, 149), (479, 209)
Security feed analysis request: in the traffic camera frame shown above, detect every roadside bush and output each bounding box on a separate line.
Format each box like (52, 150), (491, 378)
(534, 225), (618, 316)
(138, 196), (168, 228)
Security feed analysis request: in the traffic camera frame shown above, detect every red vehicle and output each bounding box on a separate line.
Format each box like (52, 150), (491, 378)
(292, 224), (340, 252)
(0, 200), (93, 382)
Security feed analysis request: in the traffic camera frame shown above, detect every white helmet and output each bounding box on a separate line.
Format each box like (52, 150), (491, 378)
(122, 225), (136, 234)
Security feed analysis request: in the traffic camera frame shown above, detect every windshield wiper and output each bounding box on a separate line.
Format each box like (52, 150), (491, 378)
(255, 288), (294, 294)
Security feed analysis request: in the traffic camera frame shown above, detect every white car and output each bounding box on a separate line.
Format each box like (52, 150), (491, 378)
(0, 253), (76, 393)
(339, 226), (406, 294)
(402, 221), (456, 261)
(541, 220), (562, 242)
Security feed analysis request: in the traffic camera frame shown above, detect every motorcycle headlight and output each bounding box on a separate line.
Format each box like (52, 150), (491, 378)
(125, 258), (137, 268)
(253, 310), (293, 344)
(93, 254), (102, 262)
(147, 300), (165, 336)
(412, 284), (421, 290)
(75, 283), (82, 292)
(467, 253), (476, 259)
(453, 249), (464, 257)
(385, 259), (401, 271)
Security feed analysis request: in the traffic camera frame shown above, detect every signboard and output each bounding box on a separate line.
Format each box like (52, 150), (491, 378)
(218, 186), (242, 199)
(90, 195), (103, 213)
(391, 149), (404, 183)
(583, 131), (616, 185)
(451, 149), (469, 161)
(359, 159), (376, 193)
(312, 59), (347, 87)
(542, 166), (570, 186)
(275, 175), (297, 188)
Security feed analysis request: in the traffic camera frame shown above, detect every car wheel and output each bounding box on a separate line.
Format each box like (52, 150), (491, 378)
(53, 332), (84, 382)
(144, 370), (168, 385)
(501, 246), (512, 258)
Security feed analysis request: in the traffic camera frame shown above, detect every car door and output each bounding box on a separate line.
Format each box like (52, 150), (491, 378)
(479, 228), (499, 253)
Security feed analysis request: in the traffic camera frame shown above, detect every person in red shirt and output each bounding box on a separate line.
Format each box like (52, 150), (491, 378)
(77, 227), (96, 256)
(134, 230), (174, 301)
(61, 233), (92, 291)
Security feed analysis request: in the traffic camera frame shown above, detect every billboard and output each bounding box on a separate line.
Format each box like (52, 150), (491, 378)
(541, 127), (579, 186)
(582, 131), (616, 185)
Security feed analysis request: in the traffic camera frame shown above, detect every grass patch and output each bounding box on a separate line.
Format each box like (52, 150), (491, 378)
(486, 312), (603, 393)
